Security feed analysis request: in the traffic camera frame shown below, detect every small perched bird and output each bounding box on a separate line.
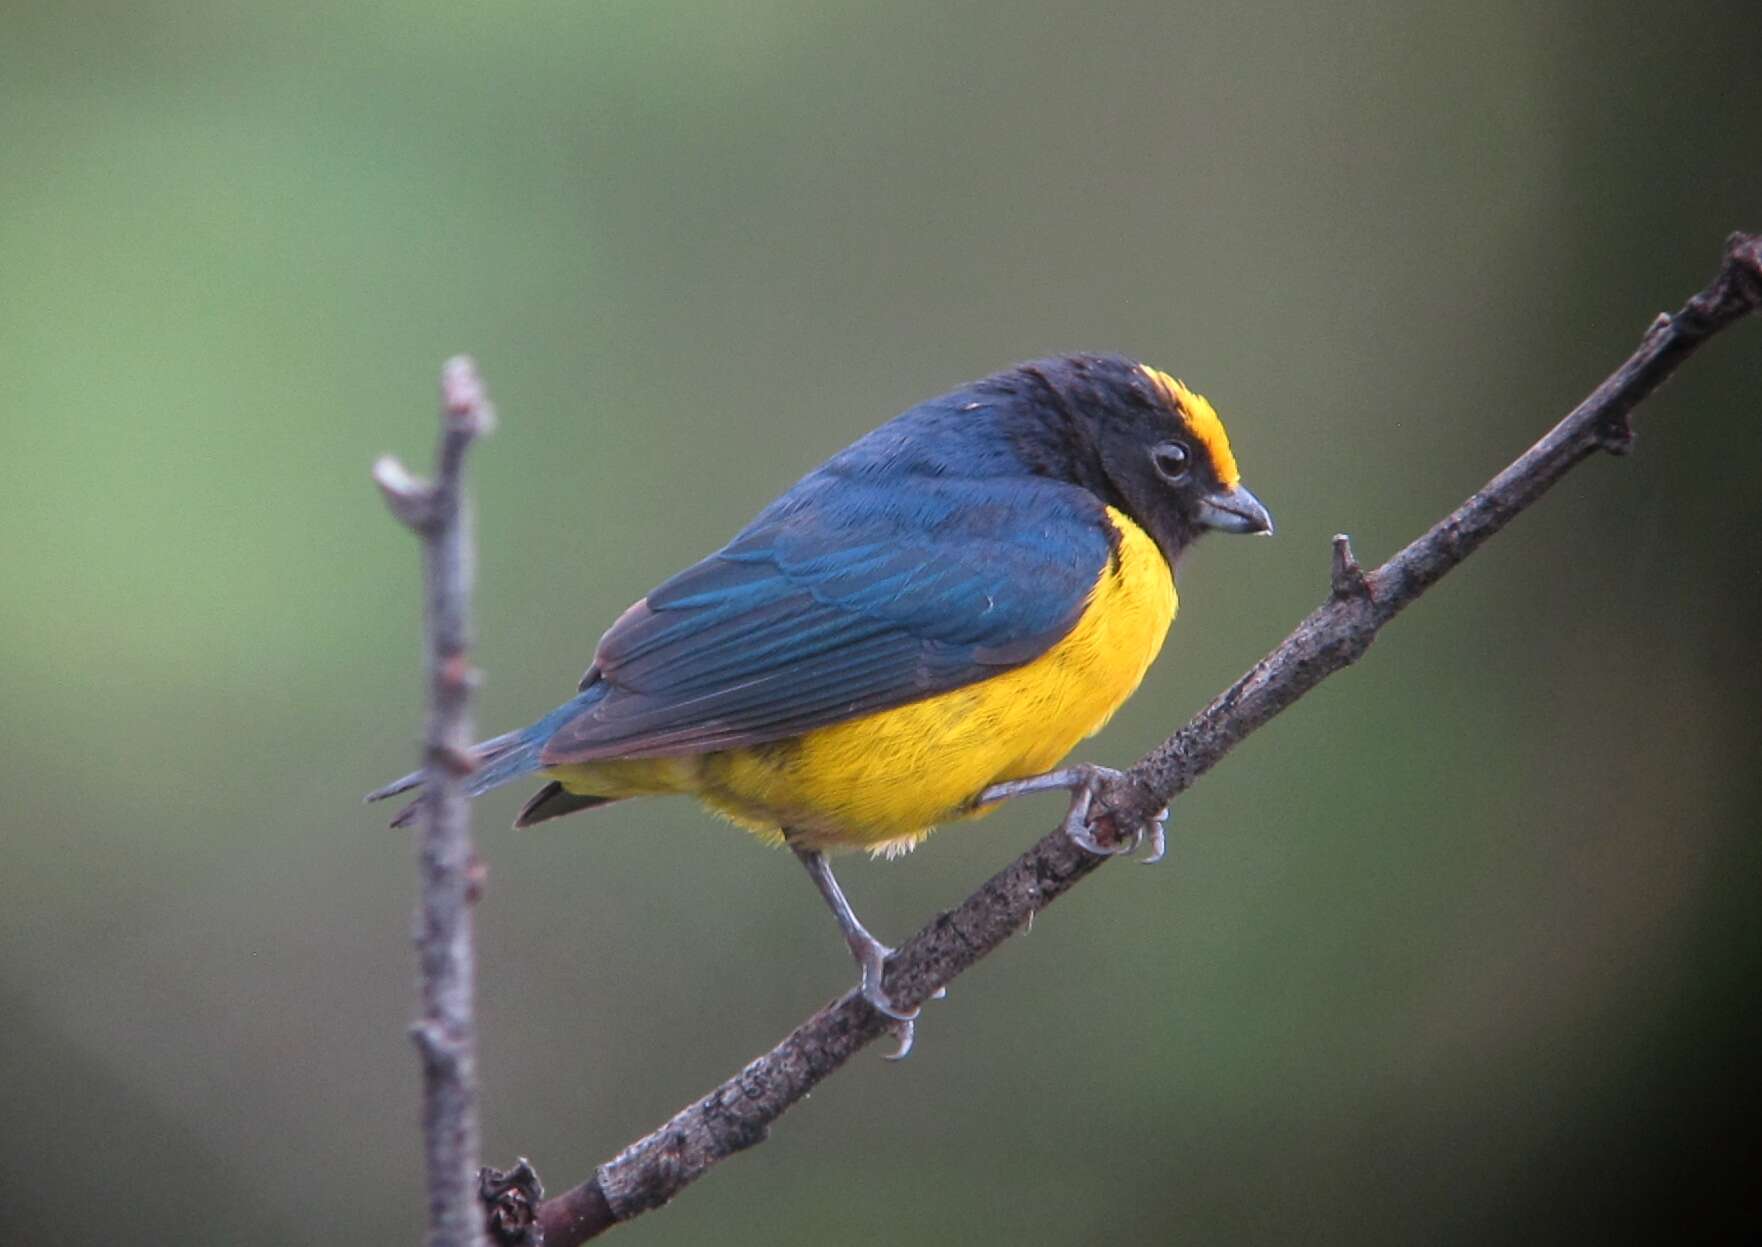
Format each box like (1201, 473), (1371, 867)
(370, 354), (1271, 1055)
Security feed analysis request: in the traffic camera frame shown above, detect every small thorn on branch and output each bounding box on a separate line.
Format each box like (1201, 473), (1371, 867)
(1330, 534), (1371, 600)
(1594, 417), (1637, 456)
(442, 653), (482, 695)
(373, 454), (438, 529)
(411, 1019), (463, 1071)
(1636, 311), (1675, 354)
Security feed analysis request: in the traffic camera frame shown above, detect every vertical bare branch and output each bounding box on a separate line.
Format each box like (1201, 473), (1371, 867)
(374, 357), (497, 1247)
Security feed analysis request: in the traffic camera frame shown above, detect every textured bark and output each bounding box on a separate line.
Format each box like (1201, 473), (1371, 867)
(476, 234), (1761, 1246)
(375, 358), (498, 1247)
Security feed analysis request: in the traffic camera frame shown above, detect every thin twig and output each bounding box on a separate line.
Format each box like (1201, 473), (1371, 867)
(377, 357), (497, 1247)
(480, 234), (1761, 1246)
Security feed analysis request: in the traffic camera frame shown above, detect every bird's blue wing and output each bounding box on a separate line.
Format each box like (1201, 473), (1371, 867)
(539, 473), (1114, 762)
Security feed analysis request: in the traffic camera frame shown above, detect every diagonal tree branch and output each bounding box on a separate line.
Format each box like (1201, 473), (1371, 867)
(375, 357), (497, 1247)
(482, 233), (1761, 1246)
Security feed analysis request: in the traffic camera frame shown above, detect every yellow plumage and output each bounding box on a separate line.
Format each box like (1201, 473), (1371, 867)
(544, 506), (1176, 854)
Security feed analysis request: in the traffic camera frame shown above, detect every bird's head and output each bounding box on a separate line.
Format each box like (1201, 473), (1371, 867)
(1006, 355), (1273, 567)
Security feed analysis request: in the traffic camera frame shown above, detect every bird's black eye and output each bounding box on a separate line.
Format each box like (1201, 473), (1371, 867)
(1151, 441), (1191, 482)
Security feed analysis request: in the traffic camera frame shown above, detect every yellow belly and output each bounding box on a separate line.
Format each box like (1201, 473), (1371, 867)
(546, 507), (1175, 853)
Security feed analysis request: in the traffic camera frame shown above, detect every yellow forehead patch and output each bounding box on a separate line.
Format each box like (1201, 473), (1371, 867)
(1139, 365), (1240, 489)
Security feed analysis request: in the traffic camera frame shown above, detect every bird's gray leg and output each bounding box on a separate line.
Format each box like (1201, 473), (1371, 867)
(979, 765), (1171, 863)
(792, 845), (918, 1060)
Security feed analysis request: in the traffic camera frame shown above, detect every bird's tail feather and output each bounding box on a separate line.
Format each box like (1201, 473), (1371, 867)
(365, 695), (596, 828)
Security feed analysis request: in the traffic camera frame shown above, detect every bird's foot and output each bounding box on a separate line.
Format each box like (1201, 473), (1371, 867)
(980, 765), (1170, 863)
(849, 929), (943, 1061)
(853, 932), (917, 1022)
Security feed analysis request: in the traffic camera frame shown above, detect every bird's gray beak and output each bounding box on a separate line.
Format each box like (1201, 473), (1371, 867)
(1195, 484), (1274, 535)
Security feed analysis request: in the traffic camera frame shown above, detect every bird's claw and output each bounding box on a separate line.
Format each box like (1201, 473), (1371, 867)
(1059, 780), (1133, 856)
(1058, 765), (1170, 860)
(856, 943), (940, 1060)
(857, 941), (919, 1023)
(982, 765), (1171, 860)
(1138, 807), (1171, 864)
(882, 1017), (915, 1061)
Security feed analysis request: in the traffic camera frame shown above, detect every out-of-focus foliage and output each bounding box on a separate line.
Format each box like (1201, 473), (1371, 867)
(3, 3), (1757, 1242)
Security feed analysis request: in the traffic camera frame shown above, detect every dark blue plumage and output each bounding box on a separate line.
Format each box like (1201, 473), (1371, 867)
(542, 372), (1117, 763)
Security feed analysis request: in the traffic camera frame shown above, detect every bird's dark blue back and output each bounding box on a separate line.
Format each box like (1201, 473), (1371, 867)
(538, 374), (1119, 762)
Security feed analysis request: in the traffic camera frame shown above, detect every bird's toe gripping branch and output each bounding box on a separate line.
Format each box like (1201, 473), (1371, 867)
(846, 931), (920, 1061)
(979, 765), (1170, 863)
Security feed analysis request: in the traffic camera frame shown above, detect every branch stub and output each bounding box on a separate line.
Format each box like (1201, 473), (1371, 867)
(1329, 534), (1371, 601)
(481, 1159), (545, 1247)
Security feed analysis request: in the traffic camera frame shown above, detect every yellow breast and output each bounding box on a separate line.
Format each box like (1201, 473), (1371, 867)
(547, 507), (1176, 853)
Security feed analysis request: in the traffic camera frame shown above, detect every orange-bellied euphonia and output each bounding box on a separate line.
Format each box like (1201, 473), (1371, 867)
(370, 354), (1271, 1054)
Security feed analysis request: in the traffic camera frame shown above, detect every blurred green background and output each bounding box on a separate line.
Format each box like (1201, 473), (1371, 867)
(3, 2), (1758, 1242)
